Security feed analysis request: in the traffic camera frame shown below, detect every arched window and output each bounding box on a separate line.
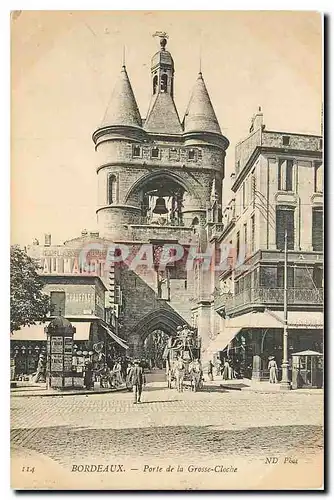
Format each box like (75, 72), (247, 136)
(108, 175), (117, 204)
(192, 217), (199, 226)
(161, 74), (168, 93)
(153, 75), (158, 94)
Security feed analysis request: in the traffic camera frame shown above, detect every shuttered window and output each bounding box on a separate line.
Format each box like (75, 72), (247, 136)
(278, 159), (294, 191)
(251, 214), (255, 253)
(276, 207), (295, 250)
(50, 292), (65, 316)
(312, 208), (323, 251)
(251, 171), (256, 208)
(236, 231), (240, 259)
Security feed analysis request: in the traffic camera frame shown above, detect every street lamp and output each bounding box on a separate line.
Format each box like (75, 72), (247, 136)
(280, 230), (292, 391)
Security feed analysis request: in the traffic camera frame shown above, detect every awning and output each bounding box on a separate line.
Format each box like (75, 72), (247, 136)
(292, 350), (323, 357)
(100, 324), (128, 350)
(11, 321), (92, 342)
(268, 311), (323, 329)
(207, 312), (284, 354)
(10, 324), (47, 341)
(71, 322), (91, 341)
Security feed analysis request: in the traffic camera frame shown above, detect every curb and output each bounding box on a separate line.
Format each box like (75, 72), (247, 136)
(11, 385), (129, 398)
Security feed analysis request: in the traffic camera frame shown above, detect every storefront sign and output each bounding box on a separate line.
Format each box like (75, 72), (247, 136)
(66, 293), (94, 303)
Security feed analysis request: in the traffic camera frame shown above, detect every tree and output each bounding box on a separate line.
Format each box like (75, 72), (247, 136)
(10, 245), (50, 333)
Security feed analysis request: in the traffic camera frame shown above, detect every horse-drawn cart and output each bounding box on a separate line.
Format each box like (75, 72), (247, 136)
(163, 326), (203, 392)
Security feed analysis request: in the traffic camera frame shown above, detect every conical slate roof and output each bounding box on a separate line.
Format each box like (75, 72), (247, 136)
(183, 72), (221, 135)
(144, 92), (182, 134)
(100, 66), (142, 128)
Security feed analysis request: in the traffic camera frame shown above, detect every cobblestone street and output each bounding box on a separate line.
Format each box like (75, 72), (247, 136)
(11, 379), (323, 489)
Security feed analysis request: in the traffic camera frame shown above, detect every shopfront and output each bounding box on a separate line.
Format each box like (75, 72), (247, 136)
(11, 319), (128, 381)
(206, 310), (323, 382)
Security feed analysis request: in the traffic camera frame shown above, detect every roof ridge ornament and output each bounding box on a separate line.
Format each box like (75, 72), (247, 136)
(153, 31), (169, 50)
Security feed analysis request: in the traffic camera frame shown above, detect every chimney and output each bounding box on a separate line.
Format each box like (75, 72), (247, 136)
(249, 106), (264, 133)
(44, 234), (51, 246)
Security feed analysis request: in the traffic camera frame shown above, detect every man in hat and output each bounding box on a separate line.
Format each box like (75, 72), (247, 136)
(128, 359), (145, 404)
(268, 356), (278, 383)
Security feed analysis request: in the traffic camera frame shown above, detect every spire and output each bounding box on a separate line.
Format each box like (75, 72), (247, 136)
(100, 65), (142, 128)
(183, 72), (221, 135)
(144, 93), (182, 134)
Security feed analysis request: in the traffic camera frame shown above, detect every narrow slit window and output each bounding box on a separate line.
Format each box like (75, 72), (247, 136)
(108, 175), (117, 204)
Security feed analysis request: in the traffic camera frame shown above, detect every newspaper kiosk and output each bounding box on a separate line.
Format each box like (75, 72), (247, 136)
(45, 316), (76, 390)
(291, 350), (323, 389)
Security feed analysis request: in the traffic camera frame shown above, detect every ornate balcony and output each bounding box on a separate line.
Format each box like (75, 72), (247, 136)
(215, 287), (324, 314)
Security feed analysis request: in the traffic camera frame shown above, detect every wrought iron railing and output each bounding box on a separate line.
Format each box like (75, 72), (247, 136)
(215, 287), (324, 312)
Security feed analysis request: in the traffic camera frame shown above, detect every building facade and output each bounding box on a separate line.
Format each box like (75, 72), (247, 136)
(11, 232), (128, 377)
(207, 109), (323, 380)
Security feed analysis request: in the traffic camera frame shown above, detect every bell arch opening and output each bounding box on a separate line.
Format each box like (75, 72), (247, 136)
(126, 171), (199, 226)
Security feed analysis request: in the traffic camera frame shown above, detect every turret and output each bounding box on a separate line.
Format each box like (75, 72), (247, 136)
(144, 33), (182, 135)
(183, 72), (229, 150)
(92, 65), (145, 146)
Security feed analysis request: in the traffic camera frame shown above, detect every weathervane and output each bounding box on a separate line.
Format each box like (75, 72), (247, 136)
(153, 31), (169, 50)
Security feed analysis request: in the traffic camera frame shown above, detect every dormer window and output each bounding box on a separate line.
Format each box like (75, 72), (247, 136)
(160, 74), (168, 93)
(133, 145), (141, 158)
(151, 147), (160, 159)
(188, 149), (196, 160)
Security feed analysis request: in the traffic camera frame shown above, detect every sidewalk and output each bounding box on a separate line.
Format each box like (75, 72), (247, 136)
(10, 381), (128, 398)
(205, 375), (324, 395)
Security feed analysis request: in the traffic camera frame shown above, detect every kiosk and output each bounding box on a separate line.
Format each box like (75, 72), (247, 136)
(45, 316), (76, 390)
(291, 350), (323, 389)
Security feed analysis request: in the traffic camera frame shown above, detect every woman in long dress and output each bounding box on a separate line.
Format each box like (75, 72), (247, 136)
(268, 356), (278, 383)
(222, 359), (230, 380)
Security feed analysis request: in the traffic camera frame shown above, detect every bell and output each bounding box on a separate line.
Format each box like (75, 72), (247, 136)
(153, 197), (168, 214)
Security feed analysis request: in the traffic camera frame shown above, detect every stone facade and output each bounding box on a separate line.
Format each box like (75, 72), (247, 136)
(92, 36), (229, 355)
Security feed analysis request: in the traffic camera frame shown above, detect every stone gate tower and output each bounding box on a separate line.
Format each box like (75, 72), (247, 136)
(92, 34), (229, 356)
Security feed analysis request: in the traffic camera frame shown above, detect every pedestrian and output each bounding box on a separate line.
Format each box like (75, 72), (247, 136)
(175, 355), (185, 392)
(207, 360), (214, 381)
(113, 358), (123, 386)
(228, 358), (234, 379)
(215, 357), (222, 376)
(268, 356), (278, 383)
(128, 359), (145, 404)
(33, 354), (46, 383)
(222, 359), (230, 380)
(189, 358), (202, 392)
(84, 358), (93, 389)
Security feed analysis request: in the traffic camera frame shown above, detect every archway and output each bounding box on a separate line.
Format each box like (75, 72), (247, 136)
(128, 307), (190, 359)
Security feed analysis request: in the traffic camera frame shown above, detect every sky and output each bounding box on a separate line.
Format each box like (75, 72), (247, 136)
(11, 10), (322, 246)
